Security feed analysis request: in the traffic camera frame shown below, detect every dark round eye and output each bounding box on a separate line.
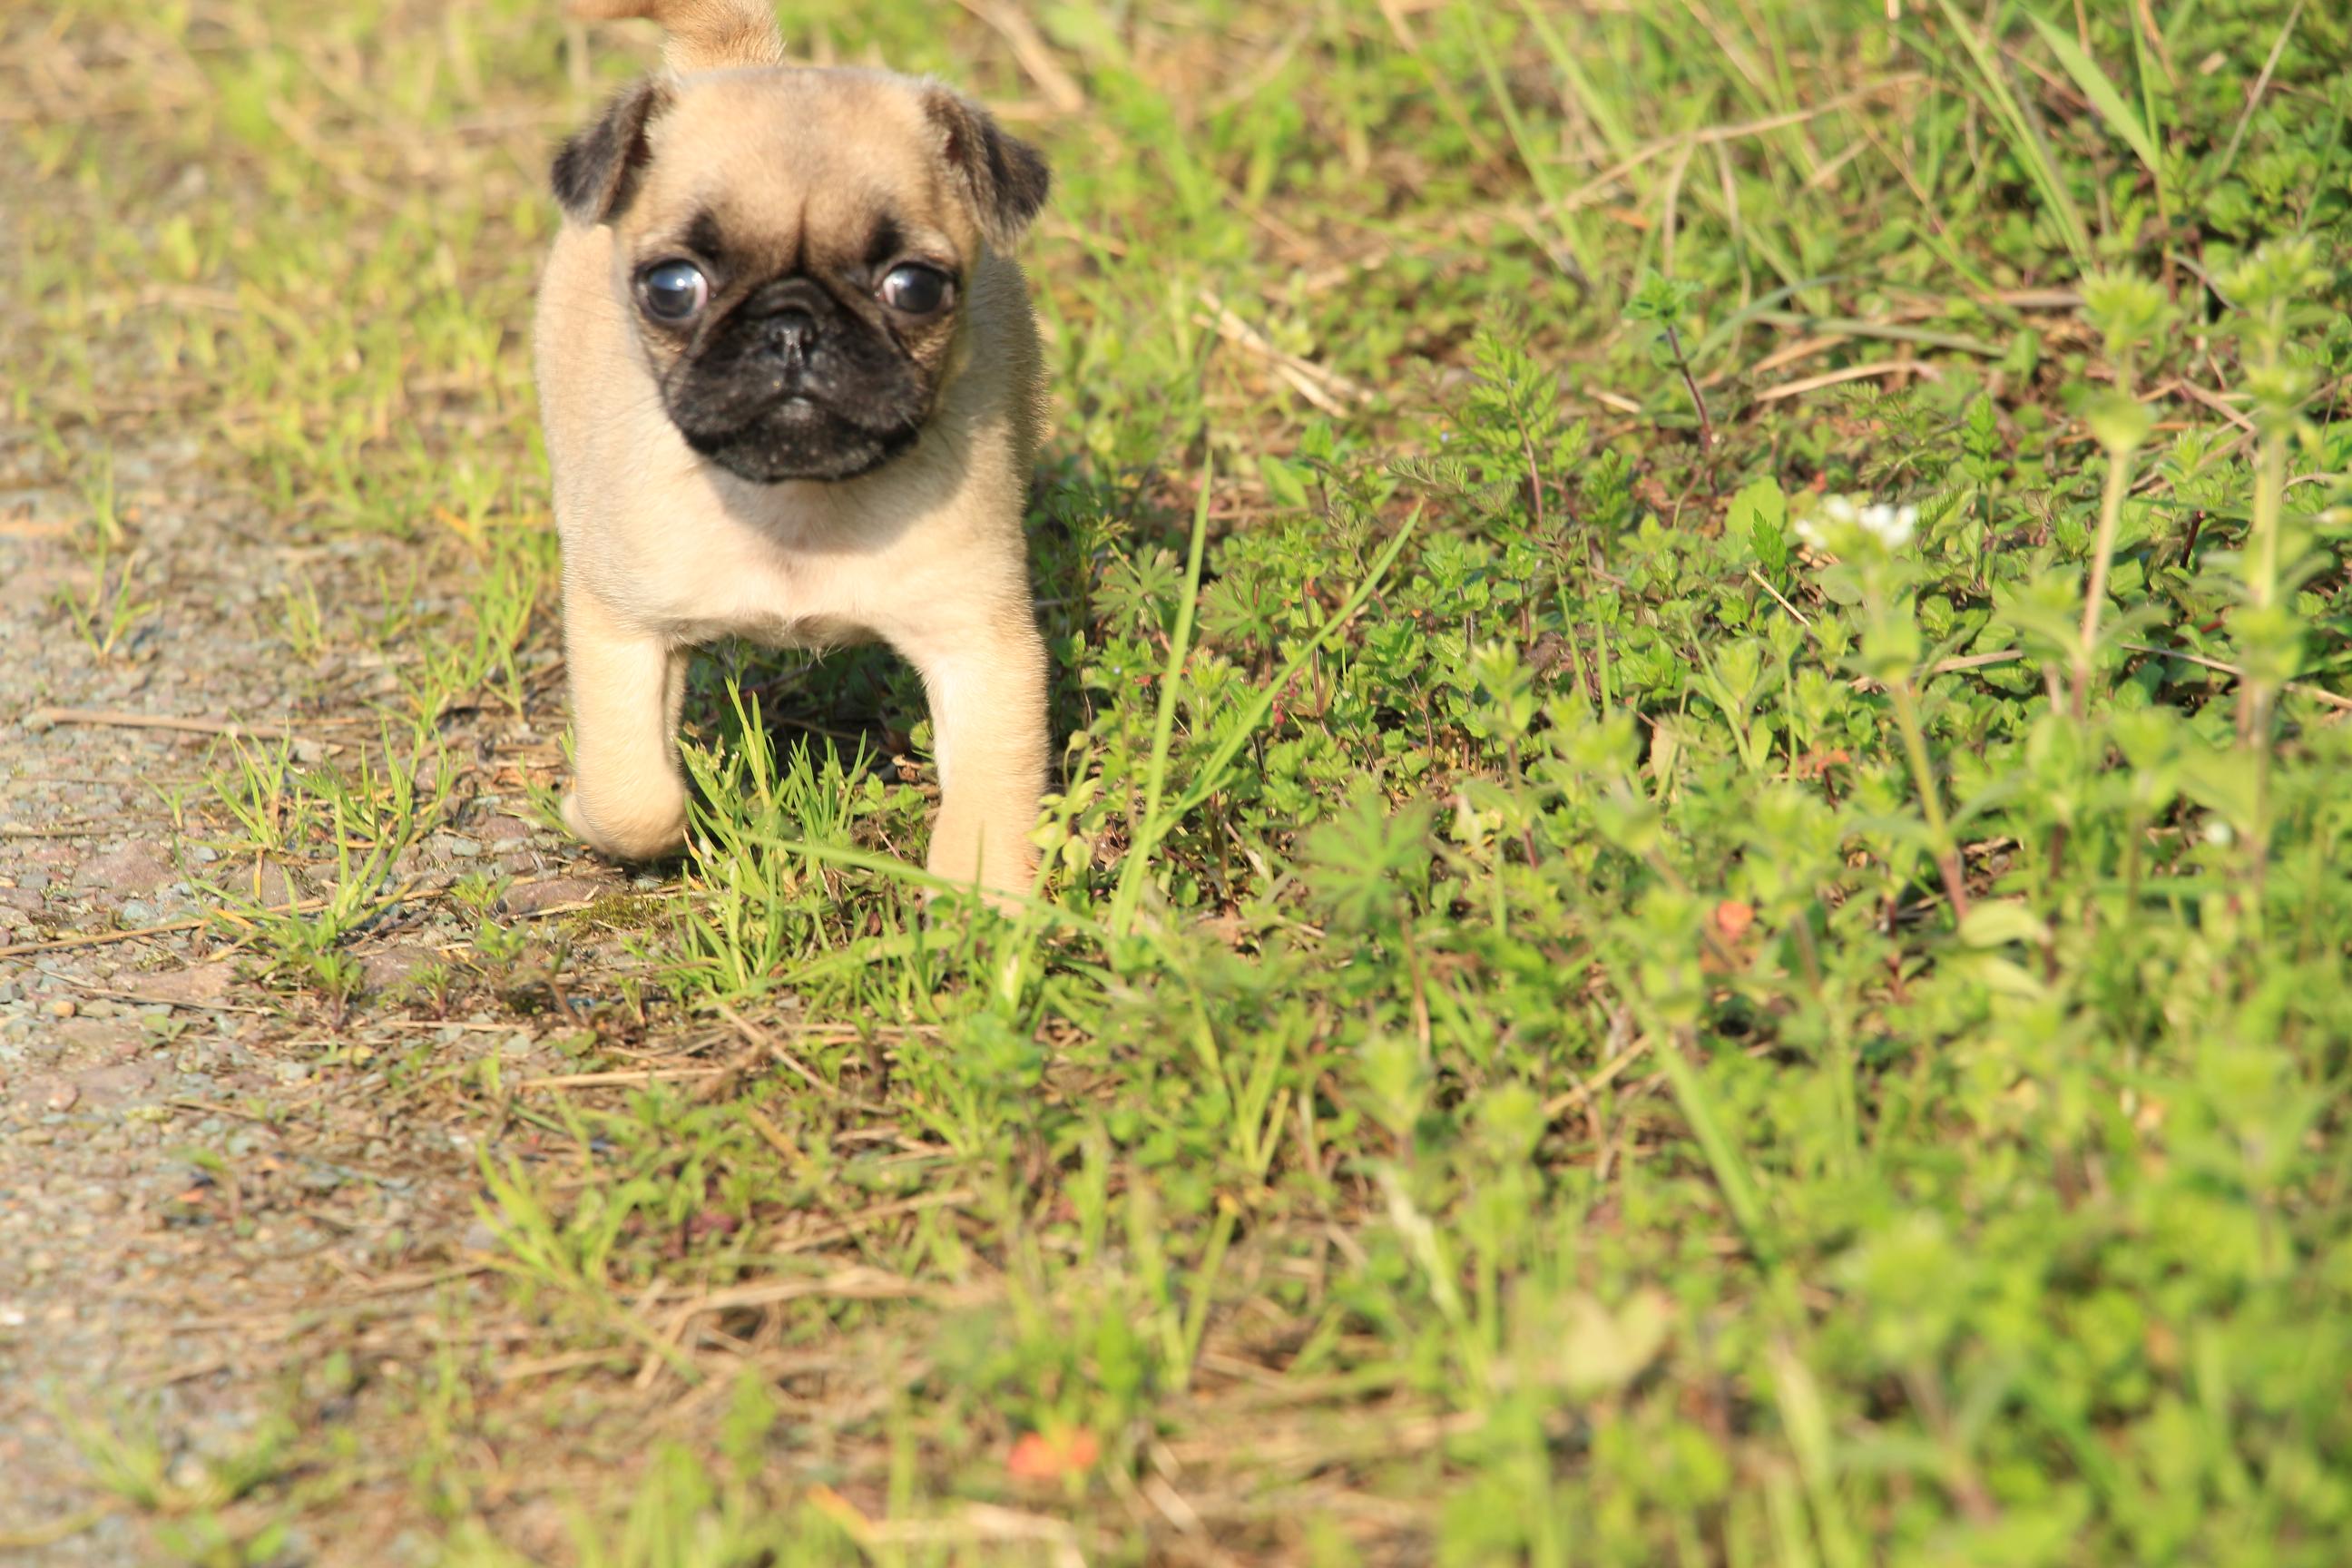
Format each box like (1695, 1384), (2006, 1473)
(878, 263), (953, 316)
(639, 260), (710, 323)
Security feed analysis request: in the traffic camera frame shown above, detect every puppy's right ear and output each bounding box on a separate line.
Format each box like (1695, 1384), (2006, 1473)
(551, 79), (672, 223)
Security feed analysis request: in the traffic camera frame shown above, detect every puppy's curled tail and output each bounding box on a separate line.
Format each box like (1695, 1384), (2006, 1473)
(567, 0), (786, 74)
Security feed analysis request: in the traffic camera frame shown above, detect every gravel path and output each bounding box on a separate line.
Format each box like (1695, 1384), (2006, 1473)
(0, 417), (644, 1561)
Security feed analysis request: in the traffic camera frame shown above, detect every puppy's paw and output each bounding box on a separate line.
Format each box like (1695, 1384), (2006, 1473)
(921, 878), (1032, 920)
(563, 789), (688, 863)
(924, 835), (1037, 916)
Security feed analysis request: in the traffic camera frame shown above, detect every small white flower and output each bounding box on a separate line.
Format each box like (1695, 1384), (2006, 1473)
(1857, 502), (1917, 549)
(1794, 494), (1916, 554)
(2202, 819), (2235, 848)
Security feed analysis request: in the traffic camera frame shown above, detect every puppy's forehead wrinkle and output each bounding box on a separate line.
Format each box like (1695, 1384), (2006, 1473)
(620, 68), (982, 265)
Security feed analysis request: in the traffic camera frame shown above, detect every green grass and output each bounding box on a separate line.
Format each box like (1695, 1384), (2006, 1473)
(9, 0), (2352, 1562)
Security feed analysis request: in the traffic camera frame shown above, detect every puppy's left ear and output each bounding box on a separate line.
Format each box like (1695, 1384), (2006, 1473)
(923, 87), (1051, 250)
(552, 78), (674, 224)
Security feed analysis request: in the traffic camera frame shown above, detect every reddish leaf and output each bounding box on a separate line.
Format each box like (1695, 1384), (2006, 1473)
(1008, 1426), (1100, 1481)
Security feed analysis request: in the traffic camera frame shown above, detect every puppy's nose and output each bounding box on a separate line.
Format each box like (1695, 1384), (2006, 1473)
(762, 308), (816, 359)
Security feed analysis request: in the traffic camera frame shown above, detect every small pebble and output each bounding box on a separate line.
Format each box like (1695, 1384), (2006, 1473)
(45, 999), (76, 1019)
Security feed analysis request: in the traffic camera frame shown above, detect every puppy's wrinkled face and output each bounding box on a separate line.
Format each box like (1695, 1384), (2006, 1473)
(552, 70), (1046, 485)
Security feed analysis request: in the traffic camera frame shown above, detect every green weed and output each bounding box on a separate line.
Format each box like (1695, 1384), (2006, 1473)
(53, 534), (157, 662)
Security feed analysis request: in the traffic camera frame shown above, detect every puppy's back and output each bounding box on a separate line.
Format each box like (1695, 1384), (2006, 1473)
(567, 0), (785, 73)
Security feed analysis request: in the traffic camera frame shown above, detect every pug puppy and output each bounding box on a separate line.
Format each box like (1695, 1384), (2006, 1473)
(536, 0), (1052, 898)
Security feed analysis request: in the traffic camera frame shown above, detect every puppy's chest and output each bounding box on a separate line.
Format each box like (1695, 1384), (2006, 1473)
(578, 482), (950, 655)
(604, 528), (854, 647)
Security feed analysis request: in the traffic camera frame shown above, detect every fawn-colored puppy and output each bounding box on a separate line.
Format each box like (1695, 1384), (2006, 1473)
(536, 0), (1052, 897)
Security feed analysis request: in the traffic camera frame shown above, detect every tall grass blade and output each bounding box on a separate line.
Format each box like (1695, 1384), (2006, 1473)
(1107, 453), (1214, 939)
(2026, 15), (2167, 209)
(1514, 0), (1634, 162)
(1464, 7), (1593, 278)
(1931, 0), (2094, 266)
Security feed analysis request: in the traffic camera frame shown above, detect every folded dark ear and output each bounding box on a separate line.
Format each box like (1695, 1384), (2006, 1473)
(922, 87), (1051, 250)
(552, 78), (672, 224)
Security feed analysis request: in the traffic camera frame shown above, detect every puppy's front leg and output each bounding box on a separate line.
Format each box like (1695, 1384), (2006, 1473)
(562, 584), (691, 862)
(902, 608), (1048, 901)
